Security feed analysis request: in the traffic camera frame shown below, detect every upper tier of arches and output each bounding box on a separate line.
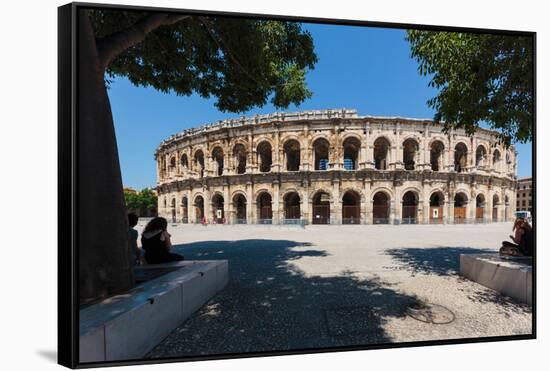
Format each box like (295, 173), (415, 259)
(157, 118), (516, 182)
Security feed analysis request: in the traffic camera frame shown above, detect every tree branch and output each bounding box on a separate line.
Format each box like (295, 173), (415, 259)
(96, 13), (190, 69)
(198, 16), (269, 89)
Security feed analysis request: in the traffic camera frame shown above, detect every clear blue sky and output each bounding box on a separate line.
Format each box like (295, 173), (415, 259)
(108, 24), (532, 190)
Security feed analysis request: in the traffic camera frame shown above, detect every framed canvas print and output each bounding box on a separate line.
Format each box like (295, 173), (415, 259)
(58, 2), (536, 368)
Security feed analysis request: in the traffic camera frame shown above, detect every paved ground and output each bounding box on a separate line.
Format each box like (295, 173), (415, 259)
(140, 223), (532, 358)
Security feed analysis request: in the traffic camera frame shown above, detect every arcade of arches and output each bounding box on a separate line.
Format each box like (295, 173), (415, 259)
(161, 188), (513, 225)
(157, 110), (516, 225)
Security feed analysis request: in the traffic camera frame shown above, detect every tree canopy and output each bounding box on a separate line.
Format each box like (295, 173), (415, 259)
(124, 188), (157, 215)
(89, 10), (318, 112)
(406, 30), (533, 144)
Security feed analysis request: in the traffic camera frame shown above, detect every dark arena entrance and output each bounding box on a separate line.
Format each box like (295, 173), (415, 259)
(401, 191), (418, 224)
(211, 194), (225, 224)
(342, 190), (361, 224)
(194, 195), (204, 223)
(454, 193), (468, 224)
(170, 198), (176, 223)
(476, 194), (486, 222)
(312, 191), (331, 224)
(233, 194), (247, 224)
(283, 192), (301, 223)
(492, 194), (499, 221)
(429, 192), (444, 224)
(373, 191), (390, 224)
(257, 192), (273, 224)
(181, 197), (189, 223)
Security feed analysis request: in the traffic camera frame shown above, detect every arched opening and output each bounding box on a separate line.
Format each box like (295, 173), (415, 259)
(180, 154), (188, 169)
(493, 149), (501, 171)
(194, 195), (204, 223)
(169, 156), (176, 170)
(211, 194), (225, 224)
(212, 147), (224, 176)
(313, 138), (330, 170)
(402, 191), (419, 224)
(257, 141), (272, 173)
(233, 194), (247, 224)
(454, 192), (468, 223)
(159, 158), (167, 178)
(312, 191), (331, 224)
(429, 192), (444, 224)
(233, 144), (247, 174)
(194, 150), (205, 177)
(476, 194), (486, 222)
(454, 143), (468, 173)
(256, 192), (272, 224)
(430, 141), (444, 171)
(283, 192), (301, 222)
(163, 197), (167, 209)
(343, 137), (360, 170)
(403, 139), (418, 170)
(181, 197), (188, 223)
(342, 190), (361, 224)
(492, 194), (500, 222)
(170, 198), (176, 223)
(373, 191), (390, 224)
(374, 137), (390, 170)
(476, 145), (487, 167)
(283, 140), (300, 171)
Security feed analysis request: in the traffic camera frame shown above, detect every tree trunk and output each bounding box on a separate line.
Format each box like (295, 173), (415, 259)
(78, 10), (134, 304)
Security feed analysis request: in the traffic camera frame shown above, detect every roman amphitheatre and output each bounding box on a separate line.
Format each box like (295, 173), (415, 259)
(155, 109), (517, 225)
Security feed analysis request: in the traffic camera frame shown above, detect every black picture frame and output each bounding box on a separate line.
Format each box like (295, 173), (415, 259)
(58, 2), (536, 368)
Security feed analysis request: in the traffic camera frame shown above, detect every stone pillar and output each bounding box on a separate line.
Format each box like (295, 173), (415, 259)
(360, 144), (368, 169)
(223, 187), (230, 224)
(273, 131), (281, 172)
(366, 144), (375, 169)
(364, 182), (372, 224)
(398, 142), (405, 170)
(246, 151), (253, 174)
(332, 181), (341, 224)
(447, 198), (454, 224)
(302, 190), (310, 224)
(360, 195), (368, 225)
(389, 199), (396, 224)
(273, 181), (280, 224)
(222, 151), (232, 175)
(468, 195), (476, 223)
(448, 146), (455, 172)
(246, 182), (253, 224)
(419, 189), (430, 224)
(204, 189), (211, 224)
(302, 138), (310, 171)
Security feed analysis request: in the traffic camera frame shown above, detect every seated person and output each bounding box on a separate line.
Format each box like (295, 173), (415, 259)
(141, 217), (184, 264)
(500, 218), (533, 257)
(128, 213), (141, 265)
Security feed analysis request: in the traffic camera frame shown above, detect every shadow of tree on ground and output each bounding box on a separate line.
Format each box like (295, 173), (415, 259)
(386, 247), (532, 311)
(148, 239), (418, 358)
(385, 247), (495, 276)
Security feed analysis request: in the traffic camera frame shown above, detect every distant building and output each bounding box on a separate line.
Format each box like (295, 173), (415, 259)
(516, 177), (532, 213)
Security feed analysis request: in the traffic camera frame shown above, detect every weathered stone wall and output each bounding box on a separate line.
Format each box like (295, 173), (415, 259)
(155, 110), (517, 225)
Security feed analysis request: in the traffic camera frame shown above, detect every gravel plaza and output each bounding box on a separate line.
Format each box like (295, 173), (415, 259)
(142, 222), (532, 358)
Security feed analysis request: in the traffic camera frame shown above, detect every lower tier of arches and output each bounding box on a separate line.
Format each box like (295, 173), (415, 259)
(158, 181), (515, 225)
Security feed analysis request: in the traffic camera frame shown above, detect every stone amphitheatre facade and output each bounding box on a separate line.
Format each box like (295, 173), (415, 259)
(155, 109), (517, 225)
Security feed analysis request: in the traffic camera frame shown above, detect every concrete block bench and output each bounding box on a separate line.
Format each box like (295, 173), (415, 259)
(459, 254), (532, 305)
(79, 260), (228, 363)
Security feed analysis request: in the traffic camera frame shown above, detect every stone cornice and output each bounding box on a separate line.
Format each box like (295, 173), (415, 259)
(156, 170), (516, 194)
(155, 108), (511, 157)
